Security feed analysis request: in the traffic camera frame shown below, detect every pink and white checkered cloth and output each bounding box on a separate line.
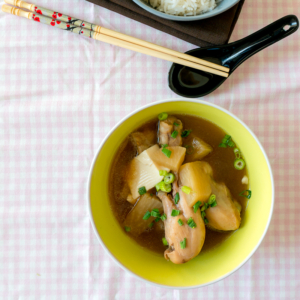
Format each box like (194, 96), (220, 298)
(0, 0), (299, 298)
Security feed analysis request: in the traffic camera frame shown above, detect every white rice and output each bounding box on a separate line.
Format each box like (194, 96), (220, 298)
(146, 0), (222, 16)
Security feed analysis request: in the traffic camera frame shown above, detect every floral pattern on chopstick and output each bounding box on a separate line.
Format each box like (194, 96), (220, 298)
(33, 6), (95, 31)
(31, 13), (94, 38)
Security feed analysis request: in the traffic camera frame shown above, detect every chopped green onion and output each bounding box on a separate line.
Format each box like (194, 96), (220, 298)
(219, 134), (234, 148)
(201, 205), (206, 211)
(182, 186), (191, 194)
(158, 113), (168, 121)
(204, 218), (209, 224)
(138, 186), (146, 195)
(164, 173), (175, 184)
(171, 209), (180, 217)
(187, 217), (197, 229)
(124, 226), (131, 232)
(193, 201), (202, 213)
(151, 208), (161, 218)
(143, 211), (151, 220)
(156, 181), (172, 193)
(162, 144), (168, 148)
(173, 122), (179, 126)
(162, 148), (172, 158)
(150, 193), (154, 197)
(148, 222), (154, 228)
(210, 201), (217, 207)
(174, 192), (180, 204)
(159, 170), (168, 176)
(171, 130), (178, 138)
(178, 219), (184, 226)
(180, 238), (187, 249)
(161, 213), (167, 221)
(222, 135), (231, 144)
(201, 211), (206, 219)
(218, 143), (227, 148)
(239, 190), (252, 199)
(208, 194), (216, 205)
(234, 148), (241, 159)
(228, 141), (235, 148)
(234, 158), (245, 170)
(155, 217), (161, 222)
(181, 130), (192, 138)
(184, 145), (194, 155)
(162, 237), (168, 246)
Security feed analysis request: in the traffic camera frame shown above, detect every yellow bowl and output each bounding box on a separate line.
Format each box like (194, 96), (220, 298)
(87, 99), (274, 288)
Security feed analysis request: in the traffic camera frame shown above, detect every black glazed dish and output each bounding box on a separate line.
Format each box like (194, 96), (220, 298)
(168, 15), (299, 98)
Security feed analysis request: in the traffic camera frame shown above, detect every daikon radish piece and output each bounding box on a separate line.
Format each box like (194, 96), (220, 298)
(124, 193), (163, 236)
(178, 161), (212, 207)
(146, 144), (186, 172)
(127, 147), (169, 201)
(183, 134), (213, 163)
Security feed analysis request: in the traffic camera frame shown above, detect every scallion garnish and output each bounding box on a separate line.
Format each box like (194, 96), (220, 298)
(162, 148), (172, 158)
(158, 113), (168, 121)
(234, 158), (245, 170)
(234, 148), (241, 159)
(210, 201), (217, 207)
(138, 186), (147, 195)
(187, 217), (197, 229)
(174, 192), (180, 204)
(162, 237), (168, 246)
(143, 211), (151, 220)
(148, 222), (154, 228)
(156, 181), (172, 193)
(159, 170), (168, 176)
(124, 226), (131, 232)
(204, 218), (209, 224)
(201, 211), (206, 219)
(171, 130), (178, 138)
(181, 186), (191, 194)
(164, 173), (175, 184)
(181, 130), (192, 138)
(208, 194), (216, 205)
(239, 190), (252, 199)
(222, 135), (231, 144)
(178, 219), (183, 226)
(219, 134), (235, 148)
(161, 213), (167, 221)
(151, 208), (161, 218)
(193, 201), (202, 213)
(219, 143), (227, 148)
(171, 209), (180, 217)
(155, 217), (161, 222)
(173, 122), (179, 126)
(228, 141), (235, 148)
(180, 238), (187, 249)
(162, 144), (168, 148)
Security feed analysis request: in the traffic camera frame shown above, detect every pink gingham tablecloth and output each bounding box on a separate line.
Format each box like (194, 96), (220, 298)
(0, 0), (299, 299)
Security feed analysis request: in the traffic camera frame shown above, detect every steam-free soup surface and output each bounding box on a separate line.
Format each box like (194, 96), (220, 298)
(109, 114), (249, 255)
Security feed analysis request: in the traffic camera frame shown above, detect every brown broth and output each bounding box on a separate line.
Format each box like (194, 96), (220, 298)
(108, 114), (249, 255)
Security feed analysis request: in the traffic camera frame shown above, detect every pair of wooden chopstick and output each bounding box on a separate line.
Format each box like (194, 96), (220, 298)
(2, 0), (229, 77)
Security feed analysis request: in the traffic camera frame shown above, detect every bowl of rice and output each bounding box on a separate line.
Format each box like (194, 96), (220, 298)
(132, 0), (240, 21)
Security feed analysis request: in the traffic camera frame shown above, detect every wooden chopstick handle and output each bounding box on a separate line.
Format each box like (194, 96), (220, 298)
(4, 0), (100, 32)
(99, 27), (229, 73)
(2, 4), (228, 77)
(93, 32), (228, 77)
